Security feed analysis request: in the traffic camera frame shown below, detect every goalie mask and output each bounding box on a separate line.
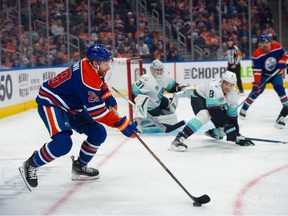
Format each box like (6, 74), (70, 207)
(150, 59), (164, 82)
(222, 70), (237, 85)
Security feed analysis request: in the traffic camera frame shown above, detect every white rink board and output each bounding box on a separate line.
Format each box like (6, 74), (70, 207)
(1, 60), (287, 110)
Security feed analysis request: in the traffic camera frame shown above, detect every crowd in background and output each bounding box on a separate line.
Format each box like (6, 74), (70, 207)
(149, 0), (276, 60)
(0, 0), (278, 69)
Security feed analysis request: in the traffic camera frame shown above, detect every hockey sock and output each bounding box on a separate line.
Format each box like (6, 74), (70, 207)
(183, 118), (203, 137)
(78, 140), (99, 166)
(33, 132), (72, 167)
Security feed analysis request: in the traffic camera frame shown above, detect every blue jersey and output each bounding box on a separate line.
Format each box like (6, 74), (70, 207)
(252, 42), (286, 78)
(36, 58), (120, 127)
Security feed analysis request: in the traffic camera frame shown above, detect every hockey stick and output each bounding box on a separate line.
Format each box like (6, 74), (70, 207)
(133, 132), (211, 206)
(110, 106), (210, 206)
(245, 137), (288, 144)
(111, 86), (185, 133)
(238, 69), (280, 108)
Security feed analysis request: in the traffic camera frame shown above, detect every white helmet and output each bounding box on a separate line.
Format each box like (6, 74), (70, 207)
(150, 59), (164, 82)
(222, 70), (237, 85)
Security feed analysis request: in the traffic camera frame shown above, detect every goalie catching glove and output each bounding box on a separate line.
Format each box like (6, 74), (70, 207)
(114, 116), (138, 138)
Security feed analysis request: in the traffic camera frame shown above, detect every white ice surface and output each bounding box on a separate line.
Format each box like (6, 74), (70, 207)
(1, 89), (288, 216)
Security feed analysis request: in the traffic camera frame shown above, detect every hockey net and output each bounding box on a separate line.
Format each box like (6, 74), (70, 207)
(106, 57), (143, 120)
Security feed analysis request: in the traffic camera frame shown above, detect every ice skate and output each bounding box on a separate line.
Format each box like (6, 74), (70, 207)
(239, 109), (247, 119)
(204, 129), (223, 140)
(275, 115), (285, 129)
(19, 151), (38, 191)
(71, 156), (99, 181)
(168, 132), (188, 152)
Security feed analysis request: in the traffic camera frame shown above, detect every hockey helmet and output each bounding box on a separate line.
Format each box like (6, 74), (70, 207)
(86, 44), (112, 64)
(222, 70), (237, 85)
(259, 34), (271, 43)
(150, 59), (164, 82)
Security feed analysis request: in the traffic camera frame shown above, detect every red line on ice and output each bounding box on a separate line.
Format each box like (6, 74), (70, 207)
(43, 138), (129, 216)
(233, 164), (288, 216)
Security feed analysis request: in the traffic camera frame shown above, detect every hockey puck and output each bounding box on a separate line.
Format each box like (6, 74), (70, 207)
(193, 202), (202, 207)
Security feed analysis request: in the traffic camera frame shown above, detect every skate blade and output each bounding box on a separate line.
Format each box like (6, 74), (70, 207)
(168, 144), (187, 152)
(71, 174), (100, 181)
(274, 123), (284, 129)
(18, 166), (33, 192)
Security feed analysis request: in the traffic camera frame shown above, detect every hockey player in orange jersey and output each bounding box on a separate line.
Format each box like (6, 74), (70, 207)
(19, 44), (138, 191)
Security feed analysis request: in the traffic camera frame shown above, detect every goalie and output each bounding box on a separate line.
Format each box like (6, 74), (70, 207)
(132, 59), (185, 132)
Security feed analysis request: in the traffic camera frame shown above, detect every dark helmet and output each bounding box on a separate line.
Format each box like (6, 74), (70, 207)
(86, 44), (112, 63)
(259, 34), (271, 43)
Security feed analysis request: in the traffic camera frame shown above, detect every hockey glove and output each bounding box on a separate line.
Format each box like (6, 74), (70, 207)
(277, 58), (286, 73)
(114, 116), (138, 138)
(252, 82), (261, 94)
(235, 135), (255, 146)
(224, 124), (237, 142)
(105, 95), (118, 110)
(176, 85), (186, 92)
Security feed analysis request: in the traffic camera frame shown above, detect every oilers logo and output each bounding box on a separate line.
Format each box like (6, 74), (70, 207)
(264, 57), (277, 71)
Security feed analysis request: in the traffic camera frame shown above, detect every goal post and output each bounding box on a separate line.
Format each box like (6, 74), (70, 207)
(106, 57), (143, 120)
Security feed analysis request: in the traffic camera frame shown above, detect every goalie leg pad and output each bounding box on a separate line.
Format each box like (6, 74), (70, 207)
(167, 93), (178, 114)
(134, 94), (149, 119)
(137, 113), (179, 133)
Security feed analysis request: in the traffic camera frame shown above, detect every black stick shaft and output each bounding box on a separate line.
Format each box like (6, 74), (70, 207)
(134, 132), (210, 204)
(246, 137), (288, 144)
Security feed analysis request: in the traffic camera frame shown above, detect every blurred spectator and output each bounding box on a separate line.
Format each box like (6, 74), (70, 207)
(127, 42), (139, 58)
(239, 36), (249, 59)
(11, 53), (20, 68)
(114, 14), (125, 32)
(172, 15), (185, 38)
(138, 12), (149, 26)
(37, 55), (48, 67)
(195, 12), (208, 29)
(52, 51), (67, 66)
(68, 51), (80, 65)
(134, 23), (146, 40)
(227, 1), (236, 17)
(153, 42), (165, 61)
(140, 29), (153, 48)
(175, 0), (189, 15)
(136, 39), (151, 61)
(205, 28), (221, 59)
(51, 18), (65, 37)
(125, 17), (137, 35)
(217, 42), (228, 60)
(116, 42), (128, 58)
(262, 23), (277, 41)
(167, 45), (184, 62)
(76, 0), (88, 13)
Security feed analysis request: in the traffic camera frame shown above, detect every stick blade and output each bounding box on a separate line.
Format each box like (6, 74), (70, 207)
(194, 194), (211, 204)
(165, 120), (186, 133)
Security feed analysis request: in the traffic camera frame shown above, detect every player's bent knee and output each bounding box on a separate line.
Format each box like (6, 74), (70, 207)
(52, 131), (73, 156)
(196, 110), (211, 124)
(86, 124), (107, 145)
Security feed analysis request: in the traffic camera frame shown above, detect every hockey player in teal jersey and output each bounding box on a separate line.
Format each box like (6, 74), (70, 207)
(169, 71), (254, 152)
